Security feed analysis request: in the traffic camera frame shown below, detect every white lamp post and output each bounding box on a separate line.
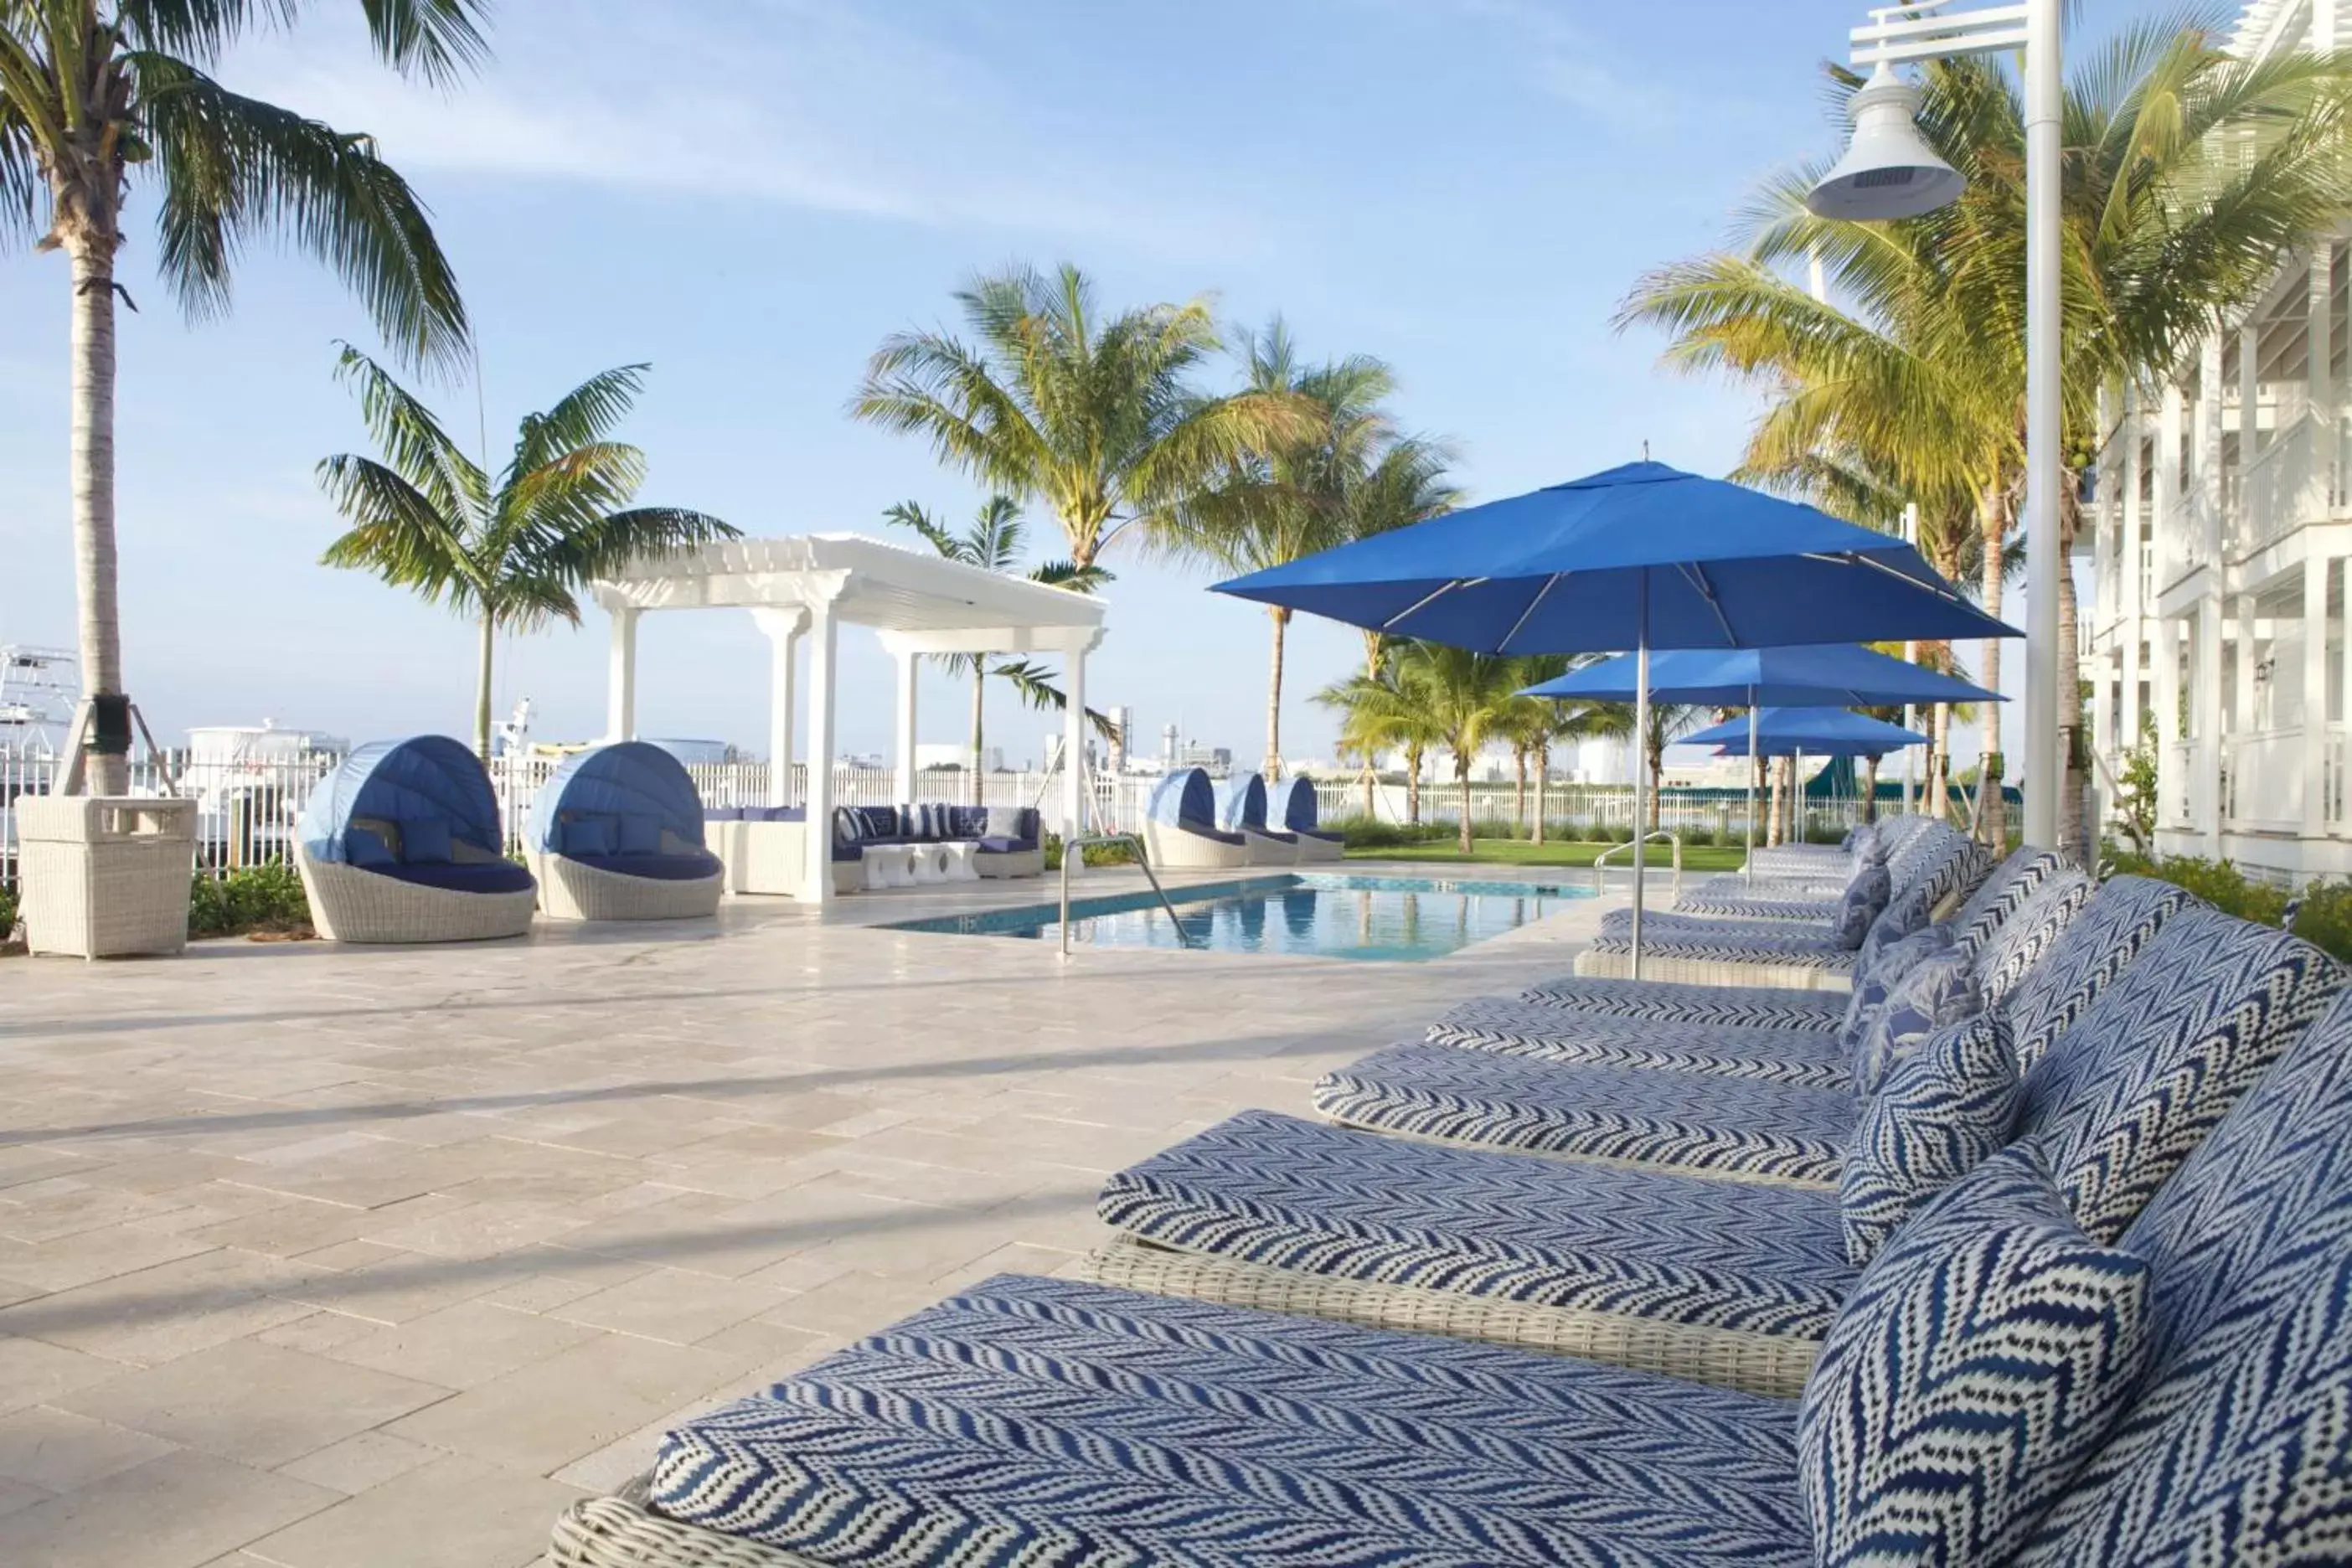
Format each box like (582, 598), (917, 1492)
(1808, 0), (2061, 852)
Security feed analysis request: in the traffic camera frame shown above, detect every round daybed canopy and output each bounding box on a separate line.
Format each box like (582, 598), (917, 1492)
(528, 741), (723, 921)
(1213, 771), (1297, 866)
(295, 735), (537, 943)
(1142, 768), (1254, 870)
(1269, 775), (1345, 862)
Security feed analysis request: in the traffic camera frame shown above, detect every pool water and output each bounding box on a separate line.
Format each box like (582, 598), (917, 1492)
(886, 873), (1591, 961)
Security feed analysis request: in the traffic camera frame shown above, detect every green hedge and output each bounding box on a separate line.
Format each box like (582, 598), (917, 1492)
(187, 861), (312, 939)
(1042, 833), (1139, 870)
(0, 882), (18, 949)
(2107, 849), (2352, 966)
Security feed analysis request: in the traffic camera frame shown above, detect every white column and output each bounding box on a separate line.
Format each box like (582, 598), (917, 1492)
(2153, 616), (2180, 829)
(604, 606), (639, 743)
(2201, 333), (2226, 562)
(751, 608), (806, 808)
(2157, 381), (2184, 585)
(2122, 397), (2144, 748)
(1061, 642), (1089, 840)
(2314, 246), (2339, 512)
(2021, 0), (2064, 848)
(894, 650), (920, 810)
(2197, 595), (2224, 842)
(801, 603), (838, 905)
(2308, 550), (2331, 841)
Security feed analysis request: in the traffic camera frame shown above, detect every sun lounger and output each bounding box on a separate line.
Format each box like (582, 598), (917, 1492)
(1141, 768), (1255, 869)
(295, 735), (538, 943)
(1215, 772), (1300, 865)
(1269, 774), (1345, 862)
(1087, 902), (2342, 1384)
(529, 742), (724, 921)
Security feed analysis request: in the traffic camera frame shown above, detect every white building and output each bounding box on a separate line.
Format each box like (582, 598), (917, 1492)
(2086, 0), (2350, 881)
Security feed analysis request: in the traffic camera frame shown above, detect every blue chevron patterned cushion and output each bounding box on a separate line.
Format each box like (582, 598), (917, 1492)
(1999, 876), (2194, 1067)
(2014, 988), (2352, 1561)
(2019, 910), (2347, 1246)
(1972, 871), (2093, 1008)
(1849, 946), (1979, 1098)
(1950, 848), (2065, 958)
(1832, 863), (1891, 948)
(1840, 1014), (2019, 1266)
(651, 1274), (1815, 1568)
(1802, 1143), (2152, 1566)
(1516, 976), (1850, 1031)
(1100, 1110), (1858, 1335)
(1427, 1001), (1851, 1089)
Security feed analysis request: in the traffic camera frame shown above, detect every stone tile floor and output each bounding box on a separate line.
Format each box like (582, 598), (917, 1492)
(0, 863), (1620, 1566)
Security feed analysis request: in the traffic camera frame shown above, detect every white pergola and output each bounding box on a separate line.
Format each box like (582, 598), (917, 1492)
(590, 533), (1108, 904)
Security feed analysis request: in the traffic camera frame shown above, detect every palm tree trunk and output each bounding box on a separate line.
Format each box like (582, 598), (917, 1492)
(1514, 748), (1528, 832)
(1929, 703), (1951, 821)
(1766, 757), (1785, 847)
(474, 613), (497, 761)
(1406, 744), (1423, 823)
(969, 663), (986, 807)
(1862, 755), (1880, 823)
(1646, 745), (1665, 838)
(1457, 766), (1474, 854)
(1265, 606), (1287, 777)
(2055, 508), (2086, 862)
(67, 231), (126, 796)
(1533, 742), (1549, 846)
(1978, 487), (2009, 848)
(1360, 764), (1375, 820)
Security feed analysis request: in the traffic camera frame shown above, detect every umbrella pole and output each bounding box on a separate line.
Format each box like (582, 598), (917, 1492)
(1631, 573), (1649, 980)
(1744, 699), (1758, 886)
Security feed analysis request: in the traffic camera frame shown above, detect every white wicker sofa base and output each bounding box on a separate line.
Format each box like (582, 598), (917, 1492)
(297, 848), (537, 944)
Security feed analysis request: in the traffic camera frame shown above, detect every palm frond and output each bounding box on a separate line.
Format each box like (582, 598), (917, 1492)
(135, 51), (471, 369)
(315, 451), (482, 608)
(508, 364), (650, 486)
(327, 343), (485, 517)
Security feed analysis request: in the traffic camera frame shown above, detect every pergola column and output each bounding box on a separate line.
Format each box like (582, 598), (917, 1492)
(604, 606), (640, 743)
(802, 602), (839, 905)
(1062, 641), (1089, 838)
(895, 650), (920, 809)
(2308, 551), (2330, 841)
(751, 608), (807, 808)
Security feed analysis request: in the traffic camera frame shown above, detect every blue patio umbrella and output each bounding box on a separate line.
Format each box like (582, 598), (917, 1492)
(1215, 462), (2017, 972)
(1522, 644), (1997, 879)
(1684, 708), (1932, 756)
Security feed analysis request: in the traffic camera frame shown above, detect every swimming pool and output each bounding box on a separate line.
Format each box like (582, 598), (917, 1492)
(885, 872), (1592, 961)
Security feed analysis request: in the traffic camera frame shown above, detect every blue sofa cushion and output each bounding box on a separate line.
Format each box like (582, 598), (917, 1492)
(701, 807), (745, 823)
(650, 1275), (1812, 1568)
(380, 860), (536, 895)
(1428, 998), (1850, 1089)
(562, 814), (617, 858)
(345, 825), (397, 870)
(1316, 1041), (1859, 1183)
(1802, 1143), (2152, 1566)
(849, 806), (900, 842)
(616, 811), (663, 855)
(401, 816), (453, 865)
(1099, 1110), (1856, 1336)
(1840, 1014), (2019, 1266)
(566, 851), (721, 883)
(1951, 848), (2064, 958)
(1999, 876), (2194, 1067)
(975, 835), (1039, 854)
(1516, 977), (1850, 1031)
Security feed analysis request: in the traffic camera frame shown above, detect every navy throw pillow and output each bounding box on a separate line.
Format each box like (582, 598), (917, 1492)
(616, 812), (663, 855)
(345, 826), (398, 870)
(565, 814), (617, 858)
(402, 817), (454, 865)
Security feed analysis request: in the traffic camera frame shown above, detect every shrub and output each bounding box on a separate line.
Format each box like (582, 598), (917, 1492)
(0, 881), (18, 951)
(1041, 833), (1138, 871)
(2102, 849), (2345, 963)
(187, 861), (312, 939)
(1328, 818), (1453, 850)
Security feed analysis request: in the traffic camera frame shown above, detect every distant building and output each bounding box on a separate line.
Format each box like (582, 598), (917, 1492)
(915, 741), (1003, 772)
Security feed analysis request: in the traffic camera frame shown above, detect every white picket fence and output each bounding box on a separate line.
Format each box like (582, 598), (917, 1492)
(0, 748), (1871, 889)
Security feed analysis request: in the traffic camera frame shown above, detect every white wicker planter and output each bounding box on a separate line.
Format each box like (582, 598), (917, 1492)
(1571, 946), (1854, 992)
(297, 847), (537, 945)
(532, 854), (720, 921)
(14, 796), (197, 958)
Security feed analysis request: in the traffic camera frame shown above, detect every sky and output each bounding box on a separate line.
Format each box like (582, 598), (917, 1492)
(0, 0), (2024, 772)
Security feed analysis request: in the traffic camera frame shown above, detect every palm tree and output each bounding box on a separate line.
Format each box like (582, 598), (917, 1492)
(1169, 319), (1457, 776)
(883, 497), (1112, 800)
(1622, 17), (2352, 854)
(1493, 655), (1629, 846)
(1314, 659), (1443, 824)
(317, 348), (736, 758)
(850, 263), (1308, 573)
(1392, 642), (1525, 854)
(4, 0), (485, 792)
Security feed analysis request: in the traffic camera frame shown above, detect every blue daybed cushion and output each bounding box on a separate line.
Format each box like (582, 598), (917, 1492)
(1271, 774), (1320, 833)
(1148, 768), (1219, 829)
(346, 826), (397, 870)
(297, 735), (504, 868)
(400, 816), (453, 864)
(563, 814), (618, 857)
(1215, 772), (1270, 832)
(528, 740), (709, 857)
(976, 836), (1039, 854)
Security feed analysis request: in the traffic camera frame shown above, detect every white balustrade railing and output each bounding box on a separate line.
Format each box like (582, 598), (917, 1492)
(2326, 727), (2349, 835)
(2231, 411), (2322, 560)
(2169, 740), (2197, 827)
(2225, 729), (2307, 833)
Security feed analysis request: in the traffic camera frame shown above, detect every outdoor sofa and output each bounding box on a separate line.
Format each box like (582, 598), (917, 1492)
(1140, 767), (1253, 869)
(551, 907), (2352, 1566)
(294, 735), (538, 944)
(831, 804), (1044, 891)
(1083, 885), (2338, 1397)
(1215, 771), (1300, 864)
(529, 741), (724, 921)
(1269, 773), (1345, 862)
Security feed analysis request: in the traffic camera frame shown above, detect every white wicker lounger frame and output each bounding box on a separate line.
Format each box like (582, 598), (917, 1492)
(533, 855), (722, 921)
(1075, 1237), (1822, 1398)
(553, 1477), (821, 1568)
(1571, 946), (1855, 992)
(297, 848), (537, 944)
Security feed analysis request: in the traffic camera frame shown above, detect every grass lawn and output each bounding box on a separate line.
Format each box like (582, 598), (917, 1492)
(1345, 838), (1751, 873)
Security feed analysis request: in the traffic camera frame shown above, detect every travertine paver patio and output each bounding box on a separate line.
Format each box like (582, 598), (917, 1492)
(0, 864), (1617, 1567)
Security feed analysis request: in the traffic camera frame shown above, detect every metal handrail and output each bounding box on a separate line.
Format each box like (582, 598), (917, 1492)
(1591, 829), (1683, 895)
(1060, 833), (1193, 957)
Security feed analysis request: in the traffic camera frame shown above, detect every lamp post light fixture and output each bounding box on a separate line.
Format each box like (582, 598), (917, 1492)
(1808, 0), (2062, 852)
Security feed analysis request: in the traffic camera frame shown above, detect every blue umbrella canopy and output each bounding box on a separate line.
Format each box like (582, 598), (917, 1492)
(1684, 707), (1932, 757)
(1519, 643), (2000, 707)
(1213, 462), (2017, 652)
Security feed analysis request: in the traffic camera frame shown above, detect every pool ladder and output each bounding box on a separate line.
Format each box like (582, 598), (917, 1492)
(1591, 830), (1684, 895)
(1060, 833), (1194, 958)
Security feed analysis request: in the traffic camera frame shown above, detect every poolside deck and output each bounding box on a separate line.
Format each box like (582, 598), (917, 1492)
(0, 864), (1617, 1567)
